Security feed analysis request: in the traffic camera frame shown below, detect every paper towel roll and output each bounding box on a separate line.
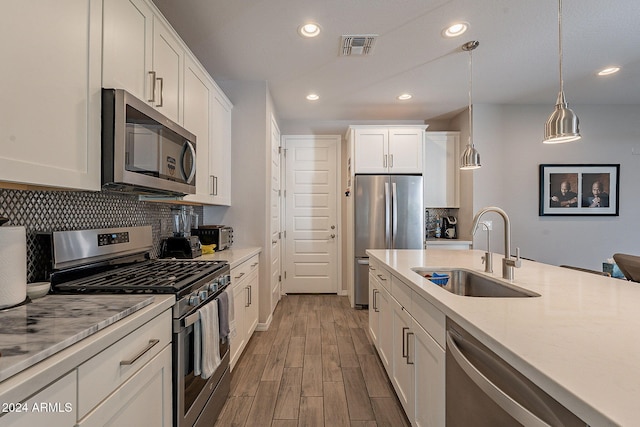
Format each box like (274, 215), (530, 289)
(0, 226), (27, 308)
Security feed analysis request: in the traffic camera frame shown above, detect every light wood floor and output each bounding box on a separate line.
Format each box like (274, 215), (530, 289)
(214, 294), (410, 427)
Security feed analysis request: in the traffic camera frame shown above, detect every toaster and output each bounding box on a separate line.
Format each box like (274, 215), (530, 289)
(191, 226), (233, 251)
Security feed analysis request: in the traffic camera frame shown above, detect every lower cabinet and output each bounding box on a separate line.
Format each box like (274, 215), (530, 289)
(1, 371), (76, 427)
(77, 346), (172, 427)
(369, 264), (445, 426)
(230, 255), (260, 369)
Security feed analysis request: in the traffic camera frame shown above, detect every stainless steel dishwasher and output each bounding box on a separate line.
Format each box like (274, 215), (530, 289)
(446, 319), (588, 426)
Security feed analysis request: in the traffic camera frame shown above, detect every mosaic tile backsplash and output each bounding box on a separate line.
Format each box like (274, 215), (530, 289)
(0, 189), (202, 282)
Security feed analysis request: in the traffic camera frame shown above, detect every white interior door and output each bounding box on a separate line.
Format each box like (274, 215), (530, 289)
(270, 115), (282, 311)
(283, 135), (340, 293)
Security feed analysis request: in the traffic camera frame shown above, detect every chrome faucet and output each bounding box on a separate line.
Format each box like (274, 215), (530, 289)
(480, 222), (493, 273)
(471, 207), (521, 280)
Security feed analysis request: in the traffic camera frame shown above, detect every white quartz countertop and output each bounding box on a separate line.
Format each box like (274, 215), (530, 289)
(424, 239), (472, 245)
(367, 248), (638, 426)
(197, 246), (261, 268)
(0, 294), (174, 402)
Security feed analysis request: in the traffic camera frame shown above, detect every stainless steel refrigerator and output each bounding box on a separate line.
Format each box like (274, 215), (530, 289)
(354, 174), (423, 306)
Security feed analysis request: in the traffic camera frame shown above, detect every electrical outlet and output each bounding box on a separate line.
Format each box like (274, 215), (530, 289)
(480, 220), (492, 230)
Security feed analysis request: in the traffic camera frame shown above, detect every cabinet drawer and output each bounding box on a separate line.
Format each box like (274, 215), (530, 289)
(77, 309), (172, 418)
(231, 254), (259, 286)
(411, 293), (446, 348)
(391, 275), (412, 309)
(369, 261), (391, 292)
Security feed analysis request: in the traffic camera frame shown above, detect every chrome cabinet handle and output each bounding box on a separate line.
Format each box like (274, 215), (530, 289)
(389, 154), (394, 168)
(148, 71), (156, 102)
(210, 175), (215, 195)
(213, 176), (218, 196)
(401, 327), (409, 358)
(383, 154), (388, 168)
(156, 77), (164, 107)
(377, 274), (386, 281)
(234, 272), (245, 280)
(245, 286), (250, 307)
(120, 339), (160, 366)
(446, 332), (551, 426)
(251, 262), (258, 267)
(369, 266), (376, 271)
(372, 289), (379, 312)
(249, 285), (252, 305)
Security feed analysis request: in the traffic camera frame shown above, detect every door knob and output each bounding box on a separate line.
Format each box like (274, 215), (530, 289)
(331, 225), (335, 229)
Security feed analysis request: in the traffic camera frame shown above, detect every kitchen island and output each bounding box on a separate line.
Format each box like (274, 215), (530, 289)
(368, 248), (637, 426)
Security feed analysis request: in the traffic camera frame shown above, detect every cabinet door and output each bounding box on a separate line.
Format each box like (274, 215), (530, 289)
(230, 280), (247, 370)
(0, 0), (101, 191)
(182, 56), (213, 204)
(388, 127), (423, 173)
(1, 371), (76, 427)
(368, 270), (380, 346)
(245, 267), (259, 337)
(354, 128), (388, 173)
(102, 0), (153, 102)
(77, 345), (172, 427)
(391, 299), (414, 420)
(152, 17), (183, 123)
(377, 287), (392, 374)
(209, 87), (233, 205)
(424, 132), (460, 207)
(412, 321), (445, 427)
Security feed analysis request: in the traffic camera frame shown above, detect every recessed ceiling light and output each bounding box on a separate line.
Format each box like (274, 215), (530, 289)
(397, 93), (412, 100)
(306, 93), (319, 101)
(442, 22), (469, 38)
(298, 23), (321, 38)
(597, 66), (621, 76)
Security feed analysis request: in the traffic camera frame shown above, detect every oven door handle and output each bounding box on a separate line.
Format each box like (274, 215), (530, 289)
(184, 310), (201, 328)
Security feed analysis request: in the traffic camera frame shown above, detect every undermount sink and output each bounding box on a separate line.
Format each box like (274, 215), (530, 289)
(412, 268), (540, 298)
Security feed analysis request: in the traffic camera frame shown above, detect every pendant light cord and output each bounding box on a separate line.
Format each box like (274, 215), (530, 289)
(558, 0), (564, 97)
(468, 47), (473, 146)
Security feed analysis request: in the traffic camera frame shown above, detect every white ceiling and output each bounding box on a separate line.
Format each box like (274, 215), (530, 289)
(151, 0), (640, 122)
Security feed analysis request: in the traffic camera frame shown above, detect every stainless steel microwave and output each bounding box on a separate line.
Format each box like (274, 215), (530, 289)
(101, 88), (196, 196)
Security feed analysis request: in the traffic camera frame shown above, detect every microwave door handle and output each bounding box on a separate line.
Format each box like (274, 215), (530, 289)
(181, 141), (197, 184)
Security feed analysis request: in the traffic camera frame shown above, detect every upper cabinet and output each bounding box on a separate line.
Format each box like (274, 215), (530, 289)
(105, 0), (232, 205)
(0, 0), (102, 191)
(350, 126), (426, 174)
(103, 0), (183, 123)
(424, 132), (460, 208)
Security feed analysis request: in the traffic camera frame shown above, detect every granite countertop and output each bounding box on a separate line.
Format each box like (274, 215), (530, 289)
(197, 246), (262, 268)
(367, 248), (640, 426)
(0, 294), (154, 382)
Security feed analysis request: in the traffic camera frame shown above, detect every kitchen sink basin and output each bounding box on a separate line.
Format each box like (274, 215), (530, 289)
(412, 268), (540, 298)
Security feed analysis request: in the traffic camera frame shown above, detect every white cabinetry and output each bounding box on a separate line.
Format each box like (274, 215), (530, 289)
(350, 126), (426, 174)
(103, 0), (183, 123)
(208, 87), (233, 205)
(424, 131), (460, 208)
(230, 255), (260, 369)
(1, 371), (76, 427)
(368, 263), (445, 426)
(0, 0), (101, 191)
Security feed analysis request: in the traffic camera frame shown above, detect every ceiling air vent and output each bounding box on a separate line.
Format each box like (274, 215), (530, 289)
(340, 35), (378, 56)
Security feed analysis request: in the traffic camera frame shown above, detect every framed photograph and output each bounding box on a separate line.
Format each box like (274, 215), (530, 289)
(539, 164), (619, 216)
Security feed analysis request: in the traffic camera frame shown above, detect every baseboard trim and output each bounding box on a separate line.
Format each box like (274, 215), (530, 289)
(256, 313), (273, 331)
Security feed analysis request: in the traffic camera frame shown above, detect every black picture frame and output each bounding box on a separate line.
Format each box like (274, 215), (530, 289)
(539, 164), (620, 216)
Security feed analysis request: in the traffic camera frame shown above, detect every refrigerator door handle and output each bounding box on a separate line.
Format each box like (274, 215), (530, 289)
(385, 181), (391, 248)
(392, 182), (398, 248)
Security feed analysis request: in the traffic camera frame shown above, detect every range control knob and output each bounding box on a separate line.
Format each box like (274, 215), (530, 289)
(198, 290), (208, 301)
(208, 280), (219, 292)
(189, 294), (201, 306)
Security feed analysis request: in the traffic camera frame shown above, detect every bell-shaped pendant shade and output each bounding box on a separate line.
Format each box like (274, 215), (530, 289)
(460, 143), (481, 170)
(544, 91), (581, 143)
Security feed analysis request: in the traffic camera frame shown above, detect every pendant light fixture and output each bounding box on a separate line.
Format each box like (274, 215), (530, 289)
(544, 0), (581, 143)
(460, 40), (481, 170)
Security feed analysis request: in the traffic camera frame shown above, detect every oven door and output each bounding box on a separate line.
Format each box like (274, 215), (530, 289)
(174, 300), (230, 427)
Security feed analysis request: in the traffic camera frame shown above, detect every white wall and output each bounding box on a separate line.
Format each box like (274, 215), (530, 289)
(468, 104), (640, 270)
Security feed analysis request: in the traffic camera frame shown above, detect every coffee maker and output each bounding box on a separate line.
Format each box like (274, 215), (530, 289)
(161, 206), (202, 258)
(442, 215), (457, 239)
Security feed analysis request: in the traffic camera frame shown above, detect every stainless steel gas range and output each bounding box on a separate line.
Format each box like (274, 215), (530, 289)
(37, 226), (230, 427)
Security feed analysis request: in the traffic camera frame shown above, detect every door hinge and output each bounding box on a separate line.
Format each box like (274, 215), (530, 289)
(278, 231), (282, 239)
(284, 271), (287, 279)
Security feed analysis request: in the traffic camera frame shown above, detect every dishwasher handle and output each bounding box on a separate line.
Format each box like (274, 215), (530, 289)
(446, 331), (554, 427)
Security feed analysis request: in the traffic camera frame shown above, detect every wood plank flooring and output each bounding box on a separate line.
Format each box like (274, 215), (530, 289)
(214, 294), (410, 427)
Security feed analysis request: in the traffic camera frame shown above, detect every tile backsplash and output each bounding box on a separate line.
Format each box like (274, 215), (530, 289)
(0, 189), (202, 282)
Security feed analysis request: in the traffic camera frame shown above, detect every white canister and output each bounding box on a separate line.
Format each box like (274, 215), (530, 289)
(0, 226), (27, 308)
